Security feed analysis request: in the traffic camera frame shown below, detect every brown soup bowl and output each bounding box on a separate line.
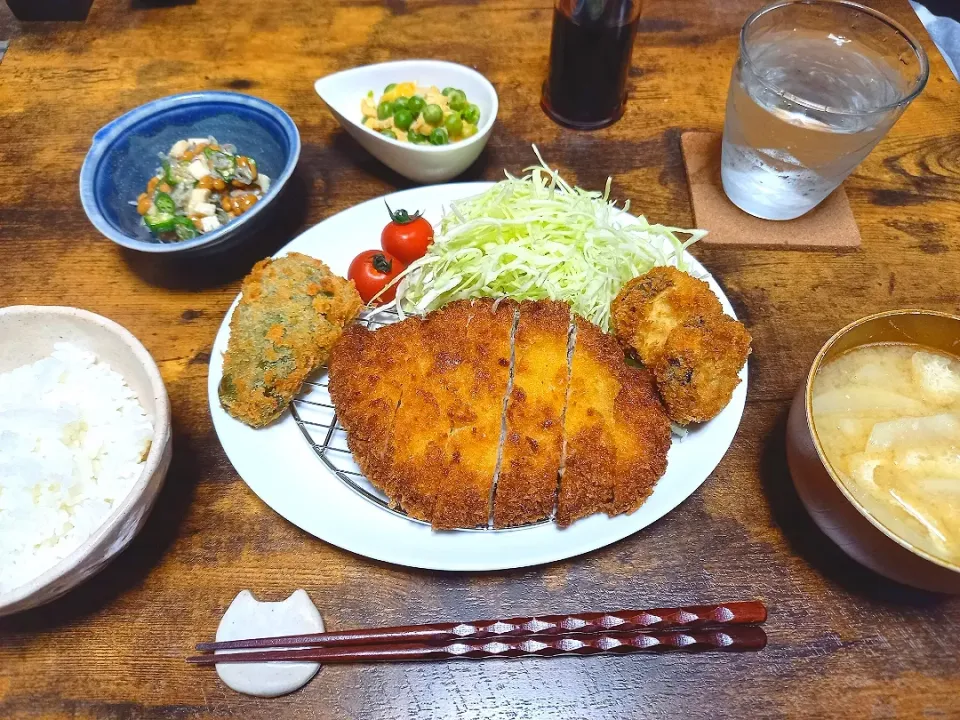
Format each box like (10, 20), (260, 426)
(786, 309), (960, 594)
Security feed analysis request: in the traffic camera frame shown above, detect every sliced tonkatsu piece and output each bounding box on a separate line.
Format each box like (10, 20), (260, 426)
(494, 300), (571, 528)
(385, 316), (455, 523)
(606, 360), (672, 516)
(429, 299), (516, 530)
(557, 317), (672, 525)
(327, 319), (420, 500)
(557, 318), (619, 526)
(329, 299), (514, 527)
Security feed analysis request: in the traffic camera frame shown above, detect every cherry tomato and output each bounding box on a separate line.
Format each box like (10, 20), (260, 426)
(348, 250), (405, 305)
(380, 201), (434, 265)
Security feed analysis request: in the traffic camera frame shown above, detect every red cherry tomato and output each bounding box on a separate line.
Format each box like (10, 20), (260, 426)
(348, 250), (405, 305)
(380, 202), (434, 265)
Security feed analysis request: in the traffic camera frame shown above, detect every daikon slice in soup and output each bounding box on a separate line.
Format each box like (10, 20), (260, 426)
(811, 343), (960, 565)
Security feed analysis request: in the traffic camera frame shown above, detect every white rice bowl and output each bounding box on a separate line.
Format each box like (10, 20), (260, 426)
(0, 343), (154, 594)
(0, 306), (171, 616)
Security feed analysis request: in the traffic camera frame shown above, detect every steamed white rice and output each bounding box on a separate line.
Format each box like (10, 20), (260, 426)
(0, 343), (153, 594)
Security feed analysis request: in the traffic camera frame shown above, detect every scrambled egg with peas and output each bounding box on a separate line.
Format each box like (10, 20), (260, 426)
(361, 81), (481, 145)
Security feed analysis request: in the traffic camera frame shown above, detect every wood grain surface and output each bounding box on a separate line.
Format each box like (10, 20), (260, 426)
(1, 0), (959, 718)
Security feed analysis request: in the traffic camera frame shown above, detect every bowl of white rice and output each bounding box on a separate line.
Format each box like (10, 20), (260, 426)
(0, 306), (172, 616)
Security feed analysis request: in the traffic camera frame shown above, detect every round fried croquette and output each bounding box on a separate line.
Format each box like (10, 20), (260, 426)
(612, 266), (723, 367)
(652, 314), (752, 424)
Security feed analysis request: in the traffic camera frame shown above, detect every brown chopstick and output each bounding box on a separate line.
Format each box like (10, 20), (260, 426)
(194, 601), (766, 653)
(188, 626), (766, 665)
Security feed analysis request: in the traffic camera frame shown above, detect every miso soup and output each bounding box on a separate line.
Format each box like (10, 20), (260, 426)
(811, 343), (960, 565)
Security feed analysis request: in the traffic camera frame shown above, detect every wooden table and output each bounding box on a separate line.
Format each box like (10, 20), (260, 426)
(1, 1), (958, 717)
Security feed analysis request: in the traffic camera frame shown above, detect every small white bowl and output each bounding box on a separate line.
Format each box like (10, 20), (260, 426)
(315, 60), (498, 184)
(0, 306), (172, 616)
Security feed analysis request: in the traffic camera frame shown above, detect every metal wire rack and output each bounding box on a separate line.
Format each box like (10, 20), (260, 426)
(289, 306), (548, 532)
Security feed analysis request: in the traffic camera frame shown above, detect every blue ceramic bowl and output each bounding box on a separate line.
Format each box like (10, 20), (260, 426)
(80, 91), (300, 254)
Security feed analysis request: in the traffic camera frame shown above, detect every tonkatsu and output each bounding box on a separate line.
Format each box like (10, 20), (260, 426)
(495, 300), (570, 528)
(430, 300), (515, 530)
(327, 298), (672, 530)
(558, 317), (671, 525)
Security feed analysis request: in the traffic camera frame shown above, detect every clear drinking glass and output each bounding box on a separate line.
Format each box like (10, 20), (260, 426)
(721, 0), (928, 220)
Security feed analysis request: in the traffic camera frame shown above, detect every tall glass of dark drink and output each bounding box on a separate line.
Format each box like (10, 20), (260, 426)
(541, 0), (642, 130)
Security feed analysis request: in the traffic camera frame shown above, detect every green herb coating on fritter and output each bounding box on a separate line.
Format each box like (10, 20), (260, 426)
(219, 252), (362, 427)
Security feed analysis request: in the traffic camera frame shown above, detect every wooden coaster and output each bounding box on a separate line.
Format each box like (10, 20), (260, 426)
(680, 131), (861, 249)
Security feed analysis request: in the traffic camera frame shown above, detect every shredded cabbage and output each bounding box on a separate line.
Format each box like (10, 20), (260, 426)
(381, 146), (707, 331)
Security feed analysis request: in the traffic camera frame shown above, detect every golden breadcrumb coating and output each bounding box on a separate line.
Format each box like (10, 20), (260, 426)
(558, 317), (671, 526)
(495, 300), (570, 528)
(219, 252), (362, 428)
(652, 314), (752, 425)
(612, 265), (722, 367)
(612, 265), (751, 425)
(329, 299), (671, 529)
(430, 300), (515, 530)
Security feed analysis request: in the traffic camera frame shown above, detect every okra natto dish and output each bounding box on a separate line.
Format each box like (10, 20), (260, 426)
(135, 137), (271, 241)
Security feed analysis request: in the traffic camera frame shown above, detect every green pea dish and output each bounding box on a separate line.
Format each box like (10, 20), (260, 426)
(360, 81), (481, 145)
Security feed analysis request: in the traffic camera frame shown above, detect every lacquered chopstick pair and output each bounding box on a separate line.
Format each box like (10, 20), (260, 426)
(188, 600), (767, 665)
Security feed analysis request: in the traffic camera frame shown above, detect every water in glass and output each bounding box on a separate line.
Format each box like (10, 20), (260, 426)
(721, 2), (926, 221)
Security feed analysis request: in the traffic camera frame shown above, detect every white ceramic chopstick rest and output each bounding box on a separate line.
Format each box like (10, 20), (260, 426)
(215, 589), (325, 697)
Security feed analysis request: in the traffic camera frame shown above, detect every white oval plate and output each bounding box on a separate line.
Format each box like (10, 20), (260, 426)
(208, 182), (747, 571)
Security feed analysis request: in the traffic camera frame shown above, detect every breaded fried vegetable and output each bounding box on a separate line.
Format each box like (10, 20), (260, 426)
(219, 252), (362, 427)
(652, 315), (752, 425)
(612, 266), (722, 367)
(612, 265), (751, 425)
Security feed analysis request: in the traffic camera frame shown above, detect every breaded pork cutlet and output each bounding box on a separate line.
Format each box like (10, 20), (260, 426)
(606, 347), (672, 516)
(328, 299), (672, 529)
(557, 317), (671, 526)
(611, 265), (722, 367)
(329, 310), (456, 523)
(330, 299), (515, 527)
(219, 253), (362, 428)
(653, 314), (752, 425)
(494, 300), (571, 528)
(430, 299), (515, 530)
(385, 325), (453, 522)
(556, 317), (616, 526)
(371, 314), (453, 523)
(327, 319), (422, 498)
